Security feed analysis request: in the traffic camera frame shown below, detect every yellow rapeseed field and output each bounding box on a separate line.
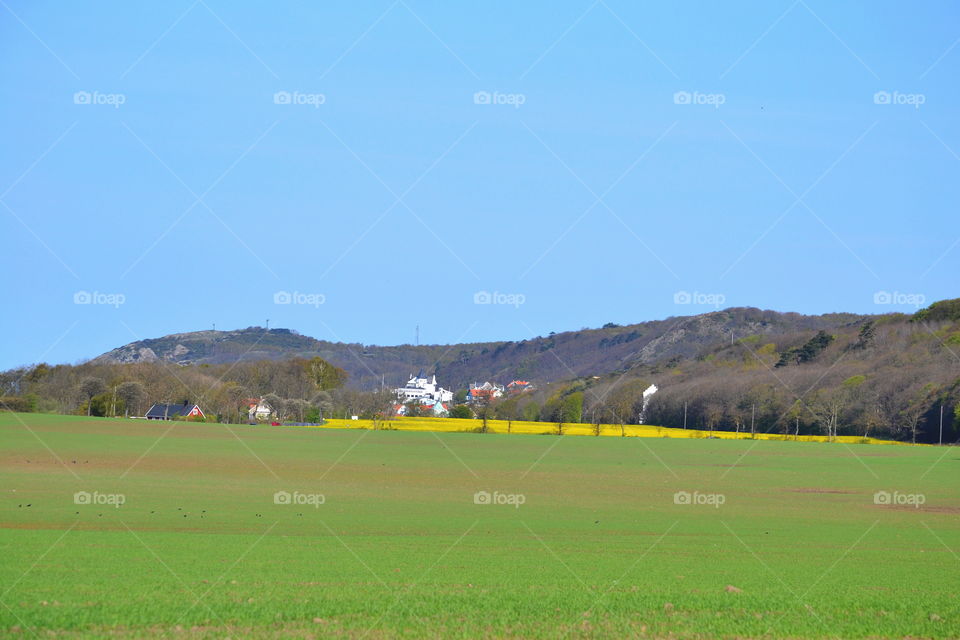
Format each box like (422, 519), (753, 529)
(310, 416), (907, 445)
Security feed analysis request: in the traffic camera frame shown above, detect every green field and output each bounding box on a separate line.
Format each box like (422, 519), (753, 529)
(1, 413), (958, 638)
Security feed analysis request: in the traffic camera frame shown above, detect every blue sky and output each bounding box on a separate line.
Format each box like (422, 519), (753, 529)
(1, 1), (958, 369)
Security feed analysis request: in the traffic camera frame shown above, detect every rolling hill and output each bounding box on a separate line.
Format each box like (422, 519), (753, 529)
(93, 308), (872, 390)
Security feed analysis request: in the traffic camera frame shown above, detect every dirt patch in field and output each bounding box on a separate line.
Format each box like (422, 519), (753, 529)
(875, 504), (960, 514)
(786, 488), (860, 494)
(0, 451), (300, 480)
(0, 521), (264, 535)
(679, 463), (758, 468)
(848, 452), (906, 457)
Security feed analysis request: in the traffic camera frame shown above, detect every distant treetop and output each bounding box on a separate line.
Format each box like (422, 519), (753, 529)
(912, 298), (960, 323)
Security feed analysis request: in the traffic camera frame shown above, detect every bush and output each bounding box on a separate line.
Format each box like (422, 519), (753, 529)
(448, 405), (473, 419)
(0, 396), (34, 412)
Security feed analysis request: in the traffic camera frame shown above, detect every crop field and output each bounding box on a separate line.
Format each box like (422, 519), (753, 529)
(1, 413), (958, 639)
(319, 416), (904, 444)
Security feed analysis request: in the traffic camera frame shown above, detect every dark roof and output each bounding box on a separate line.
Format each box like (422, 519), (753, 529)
(145, 403), (196, 418)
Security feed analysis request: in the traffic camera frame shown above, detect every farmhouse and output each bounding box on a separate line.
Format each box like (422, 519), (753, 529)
(145, 402), (204, 420)
(395, 369), (453, 404)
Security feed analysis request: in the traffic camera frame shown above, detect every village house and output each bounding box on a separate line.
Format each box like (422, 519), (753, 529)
(467, 381), (504, 404)
(393, 398), (449, 417)
(506, 380), (534, 394)
(145, 402), (204, 420)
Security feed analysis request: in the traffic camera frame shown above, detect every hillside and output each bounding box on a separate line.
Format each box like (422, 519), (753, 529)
(6, 300), (959, 442)
(93, 308), (870, 390)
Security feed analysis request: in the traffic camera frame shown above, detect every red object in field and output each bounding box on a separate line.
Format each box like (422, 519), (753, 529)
(271, 421), (280, 426)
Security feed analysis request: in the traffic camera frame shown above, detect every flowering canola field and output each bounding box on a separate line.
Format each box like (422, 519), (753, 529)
(319, 416), (905, 445)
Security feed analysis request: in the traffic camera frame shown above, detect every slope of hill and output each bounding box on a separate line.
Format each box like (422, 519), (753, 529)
(8, 300), (958, 442)
(93, 308), (871, 390)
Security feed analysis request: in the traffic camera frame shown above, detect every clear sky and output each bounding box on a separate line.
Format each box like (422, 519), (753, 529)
(1, 1), (957, 369)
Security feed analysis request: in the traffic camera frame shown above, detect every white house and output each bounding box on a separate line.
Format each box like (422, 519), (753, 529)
(395, 369), (454, 404)
(248, 397), (273, 421)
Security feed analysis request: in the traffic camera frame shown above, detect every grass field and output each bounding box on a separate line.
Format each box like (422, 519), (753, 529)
(1, 413), (958, 639)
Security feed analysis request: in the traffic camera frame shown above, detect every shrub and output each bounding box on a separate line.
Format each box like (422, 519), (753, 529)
(0, 396), (34, 412)
(448, 405), (473, 419)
